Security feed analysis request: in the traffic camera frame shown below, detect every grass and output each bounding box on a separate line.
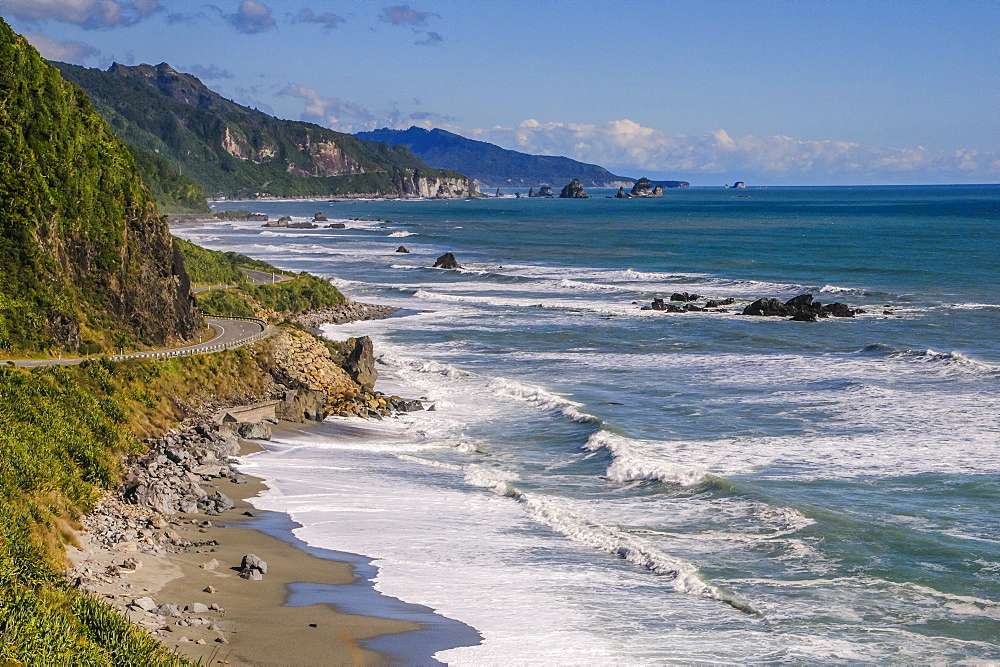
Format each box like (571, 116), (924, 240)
(0, 348), (280, 663)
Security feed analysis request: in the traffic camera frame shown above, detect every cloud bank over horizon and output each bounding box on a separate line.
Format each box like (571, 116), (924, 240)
(406, 118), (999, 185)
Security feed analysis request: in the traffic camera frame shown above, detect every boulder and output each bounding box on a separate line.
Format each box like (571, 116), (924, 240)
(343, 336), (377, 388)
(313, 211), (328, 222)
(130, 596), (157, 613)
(558, 178), (590, 199)
(433, 252), (461, 269)
(325, 223), (347, 229)
(240, 553), (267, 579)
(395, 245), (410, 253)
(235, 421), (272, 440)
(669, 292), (700, 302)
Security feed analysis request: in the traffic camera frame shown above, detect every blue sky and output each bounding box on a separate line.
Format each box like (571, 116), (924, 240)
(3, 0), (997, 185)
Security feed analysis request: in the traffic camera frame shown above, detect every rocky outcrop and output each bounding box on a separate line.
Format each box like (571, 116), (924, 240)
(396, 170), (479, 199)
(433, 253), (461, 269)
(559, 178), (590, 198)
(396, 245), (410, 253)
(630, 178), (664, 198)
(291, 300), (400, 329)
(742, 294), (864, 321)
(313, 211), (328, 222)
(343, 336), (377, 388)
(615, 186), (629, 198)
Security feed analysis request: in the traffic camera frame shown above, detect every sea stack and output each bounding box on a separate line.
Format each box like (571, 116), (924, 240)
(630, 178), (664, 198)
(559, 179), (590, 198)
(433, 252), (461, 269)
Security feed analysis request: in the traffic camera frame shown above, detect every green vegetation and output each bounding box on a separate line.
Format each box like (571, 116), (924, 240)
(54, 62), (475, 200)
(174, 237), (289, 286)
(0, 19), (199, 358)
(195, 289), (255, 318)
(244, 274), (345, 314)
(128, 146), (209, 214)
(356, 126), (632, 188)
(0, 347), (283, 663)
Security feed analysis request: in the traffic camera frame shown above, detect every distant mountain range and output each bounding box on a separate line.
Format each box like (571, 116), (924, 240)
(357, 126), (639, 189)
(55, 63), (477, 207)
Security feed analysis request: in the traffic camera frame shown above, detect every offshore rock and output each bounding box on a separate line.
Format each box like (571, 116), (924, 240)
(615, 186), (630, 198)
(559, 178), (590, 198)
(742, 294), (864, 320)
(630, 178), (664, 197)
(433, 252), (461, 269)
(396, 245), (410, 253)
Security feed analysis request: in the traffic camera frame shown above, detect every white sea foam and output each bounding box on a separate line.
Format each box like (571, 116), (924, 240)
(486, 377), (600, 423)
(387, 231), (416, 237)
(584, 430), (709, 486)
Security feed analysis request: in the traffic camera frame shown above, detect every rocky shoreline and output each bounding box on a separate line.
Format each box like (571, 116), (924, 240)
(64, 302), (452, 663)
(291, 299), (402, 329)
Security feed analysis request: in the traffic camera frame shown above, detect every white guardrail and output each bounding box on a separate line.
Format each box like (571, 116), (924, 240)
(104, 316), (271, 362)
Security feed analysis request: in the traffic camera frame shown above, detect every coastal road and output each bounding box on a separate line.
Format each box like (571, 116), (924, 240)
(191, 268), (294, 294)
(7, 317), (273, 368)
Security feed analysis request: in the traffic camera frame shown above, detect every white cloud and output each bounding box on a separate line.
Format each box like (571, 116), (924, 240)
(280, 83), (375, 132)
(0, 0), (161, 29)
(22, 31), (100, 62)
(223, 0), (275, 34)
(412, 118), (998, 184)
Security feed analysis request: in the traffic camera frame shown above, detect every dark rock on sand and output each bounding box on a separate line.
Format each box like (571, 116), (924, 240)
(433, 252), (461, 269)
(240, 553), (268, 579)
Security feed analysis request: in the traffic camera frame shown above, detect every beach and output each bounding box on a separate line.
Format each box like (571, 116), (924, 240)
(67, 423), (480, 665)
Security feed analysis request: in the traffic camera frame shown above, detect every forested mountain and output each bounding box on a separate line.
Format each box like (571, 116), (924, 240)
(0, 20), (200, 355)
(355, 126), (633, 188)
(56, 62), (477, 200)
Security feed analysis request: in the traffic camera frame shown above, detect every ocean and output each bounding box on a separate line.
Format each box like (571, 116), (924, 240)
(176, 185), (1000, 663)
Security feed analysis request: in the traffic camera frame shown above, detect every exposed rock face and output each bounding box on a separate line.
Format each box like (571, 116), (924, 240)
(559, 178), (590, 198)
(0, 25), (202, 354)
(343, 336), (377, 388)
(630, 178), (664, 197)
(287, 140), (361, 177)
(433, 253), (461, 269)
(396, 170), (479, 199)
(742, 294), (864, 321)
(537, 185), (553, 197)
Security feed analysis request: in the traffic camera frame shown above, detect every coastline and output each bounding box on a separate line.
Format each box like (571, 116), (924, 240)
(68, 422), (481, 665)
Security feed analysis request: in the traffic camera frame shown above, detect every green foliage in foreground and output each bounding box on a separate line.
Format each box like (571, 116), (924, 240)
(0, 363), (188, 665)
(0, 348), (280, 663)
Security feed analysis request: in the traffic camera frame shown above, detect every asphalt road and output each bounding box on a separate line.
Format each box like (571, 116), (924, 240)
(191, 268), (293, 294)
(7, 317), (270, 368)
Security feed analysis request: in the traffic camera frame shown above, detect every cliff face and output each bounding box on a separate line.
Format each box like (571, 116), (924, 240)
(55, 62), (476, 200)
(0, 20), (200, 355)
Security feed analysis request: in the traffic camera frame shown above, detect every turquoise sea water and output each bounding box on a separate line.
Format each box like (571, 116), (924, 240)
(179, 185), (999, 663)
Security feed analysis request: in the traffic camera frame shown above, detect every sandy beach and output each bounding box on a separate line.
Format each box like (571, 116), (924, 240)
(68, 425), (479, 666)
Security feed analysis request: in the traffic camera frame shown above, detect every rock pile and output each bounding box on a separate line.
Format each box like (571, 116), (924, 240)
(291, 300), (400, 328)
(742, 294), (864, 321)
(121, 424), (243, 517)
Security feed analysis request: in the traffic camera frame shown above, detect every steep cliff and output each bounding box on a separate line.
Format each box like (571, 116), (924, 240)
(56, 62), (477, 200)
(0, 20), (200, 355)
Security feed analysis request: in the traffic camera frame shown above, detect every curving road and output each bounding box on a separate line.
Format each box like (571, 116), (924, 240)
(7, 317), (273, 368)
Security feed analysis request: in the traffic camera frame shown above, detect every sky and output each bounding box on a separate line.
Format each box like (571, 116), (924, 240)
(2, 0), (998, 185)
